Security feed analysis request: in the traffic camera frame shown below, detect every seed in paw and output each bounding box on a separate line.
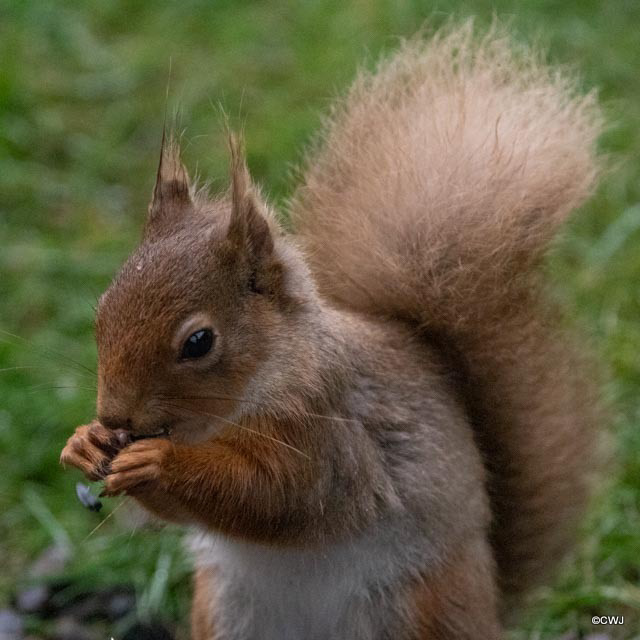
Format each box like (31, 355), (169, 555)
(75, 482), (103, 512)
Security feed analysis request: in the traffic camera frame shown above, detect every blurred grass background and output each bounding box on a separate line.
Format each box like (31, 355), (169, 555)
(0, 0), (639, 638)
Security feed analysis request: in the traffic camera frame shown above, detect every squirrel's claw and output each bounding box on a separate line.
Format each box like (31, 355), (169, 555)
(102, 438), (172, 497)
(59, 421), (127, 482)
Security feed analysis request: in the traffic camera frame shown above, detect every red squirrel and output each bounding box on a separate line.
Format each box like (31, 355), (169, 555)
(60, 23), (603, 639)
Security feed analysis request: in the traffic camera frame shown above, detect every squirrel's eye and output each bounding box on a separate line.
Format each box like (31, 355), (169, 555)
(181, 329), (214, 359)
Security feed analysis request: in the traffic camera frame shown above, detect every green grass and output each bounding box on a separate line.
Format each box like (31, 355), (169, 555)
(1, 1), (639, 637)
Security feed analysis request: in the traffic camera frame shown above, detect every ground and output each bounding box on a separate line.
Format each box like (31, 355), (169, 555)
(1, 1), (639, 638)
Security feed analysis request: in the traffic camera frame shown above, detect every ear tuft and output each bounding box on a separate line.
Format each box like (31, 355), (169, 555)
(145, 131), (193, 238)
(227, 134), (274, 259)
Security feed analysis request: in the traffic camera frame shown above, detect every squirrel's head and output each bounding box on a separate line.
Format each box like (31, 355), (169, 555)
(95, 135), (319, 444)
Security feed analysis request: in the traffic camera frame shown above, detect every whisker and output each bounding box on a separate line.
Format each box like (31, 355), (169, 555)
(226, 422), (310, 459)
(161, 394), (359, 425)
(82, 497), (128, 543)
(0, 329), (97, 378)
(294, 411), (359, 425)
(161, 402), (310, 459)
(163, 393), (254, 405)
(27, 384), (96, 393)
(0, 366), (43, 373)
(127, 520), (141, 544)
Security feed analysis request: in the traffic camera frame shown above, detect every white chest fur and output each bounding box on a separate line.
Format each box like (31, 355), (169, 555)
(188, 525), (430, 640)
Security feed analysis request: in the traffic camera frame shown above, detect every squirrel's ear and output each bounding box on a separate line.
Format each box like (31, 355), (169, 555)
(145, 132), (193, 238)
(226, 134), (274, 261)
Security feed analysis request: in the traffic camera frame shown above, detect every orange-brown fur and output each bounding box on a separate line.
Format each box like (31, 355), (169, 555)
(60, 21), (603, 639)
(409, 540), (500, 639)
(192, 567), (217, 640)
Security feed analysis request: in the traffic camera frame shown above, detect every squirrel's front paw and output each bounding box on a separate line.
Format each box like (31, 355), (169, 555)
(102, 438), (173, 497)
(60, 421), (129, 481)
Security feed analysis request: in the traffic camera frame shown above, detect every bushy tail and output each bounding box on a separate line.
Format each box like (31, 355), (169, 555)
(290, 22), (603, 601)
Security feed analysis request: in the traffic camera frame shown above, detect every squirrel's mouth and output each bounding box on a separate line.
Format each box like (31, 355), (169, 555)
(130, 425), (172, 441)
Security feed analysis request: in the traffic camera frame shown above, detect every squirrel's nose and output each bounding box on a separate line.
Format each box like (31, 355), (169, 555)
(99, 414), (133, 431)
